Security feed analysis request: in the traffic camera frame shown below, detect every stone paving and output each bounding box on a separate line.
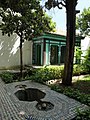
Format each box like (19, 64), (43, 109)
(0, 78), (89, 120)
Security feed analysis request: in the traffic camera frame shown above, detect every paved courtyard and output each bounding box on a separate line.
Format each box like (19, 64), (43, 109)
(0, 78), (89, 120)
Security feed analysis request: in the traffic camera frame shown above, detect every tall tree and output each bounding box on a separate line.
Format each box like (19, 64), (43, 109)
(62, 0), (78, 86)
(76, 7), (90, 36)
(45, 0), (78, 85)
(0, 0), (56, 79)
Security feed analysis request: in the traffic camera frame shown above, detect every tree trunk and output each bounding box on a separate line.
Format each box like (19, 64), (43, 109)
(62, 0), (77, 86)
(20, 34), (23, 79)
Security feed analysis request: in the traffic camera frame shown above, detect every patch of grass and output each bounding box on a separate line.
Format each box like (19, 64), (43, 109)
(82, 75), (90, 80)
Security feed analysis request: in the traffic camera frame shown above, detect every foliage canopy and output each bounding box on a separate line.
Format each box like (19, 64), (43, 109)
(76, 7), (90, 36)
(0, 0), (56, 40)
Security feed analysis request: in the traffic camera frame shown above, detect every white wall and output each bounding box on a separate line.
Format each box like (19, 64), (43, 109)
(0, 31), (32, 69)
(23, 40), (32, 66)
(81, 36), (90, 57)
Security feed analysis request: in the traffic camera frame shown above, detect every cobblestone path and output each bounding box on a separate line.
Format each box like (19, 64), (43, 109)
(0, 78), (27, 120)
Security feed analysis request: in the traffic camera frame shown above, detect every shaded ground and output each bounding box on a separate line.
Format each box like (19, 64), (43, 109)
(72, 75), (90, 94)
(72, 80), (90, 94)
(47, 74), (90, 95)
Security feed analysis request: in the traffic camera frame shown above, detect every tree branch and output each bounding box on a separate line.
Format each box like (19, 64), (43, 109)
(59, 1), (66, 8)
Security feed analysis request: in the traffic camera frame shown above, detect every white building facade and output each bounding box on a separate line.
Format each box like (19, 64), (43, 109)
(81, 36), (90, 60)
(0, 32), (32, 69)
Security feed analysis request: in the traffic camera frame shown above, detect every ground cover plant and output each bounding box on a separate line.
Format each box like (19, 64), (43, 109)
(73, 108), (90, 120)
(50, 81), (90, 106)
(0, 72), (14, 83)
(0, 70), (33, 83)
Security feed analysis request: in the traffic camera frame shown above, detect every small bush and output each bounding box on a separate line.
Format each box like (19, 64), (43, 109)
(0, 69), (35, 83)
(28, 66), (64, 83)
(27, 64), (89, 83)
(0, 72), (14, 83)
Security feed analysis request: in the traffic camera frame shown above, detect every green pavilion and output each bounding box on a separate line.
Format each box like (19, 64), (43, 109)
(32, 32), (82, 66)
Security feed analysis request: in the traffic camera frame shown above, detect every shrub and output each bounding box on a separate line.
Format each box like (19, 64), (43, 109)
(26, 64), (90, 83)
(0, 63), (89, 84)
(28, 65), (64, 83)
(0, 72), (14, 83)
(28, 64), (89, 83)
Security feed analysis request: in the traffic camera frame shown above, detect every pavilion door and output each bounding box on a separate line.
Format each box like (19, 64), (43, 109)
(50, 45), (59, 65)
(60, 46), (66, 63)
(37, 44), (41, 65)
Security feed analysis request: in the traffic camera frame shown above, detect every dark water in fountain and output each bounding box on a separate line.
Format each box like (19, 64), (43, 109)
(15, 88), (46, 101)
